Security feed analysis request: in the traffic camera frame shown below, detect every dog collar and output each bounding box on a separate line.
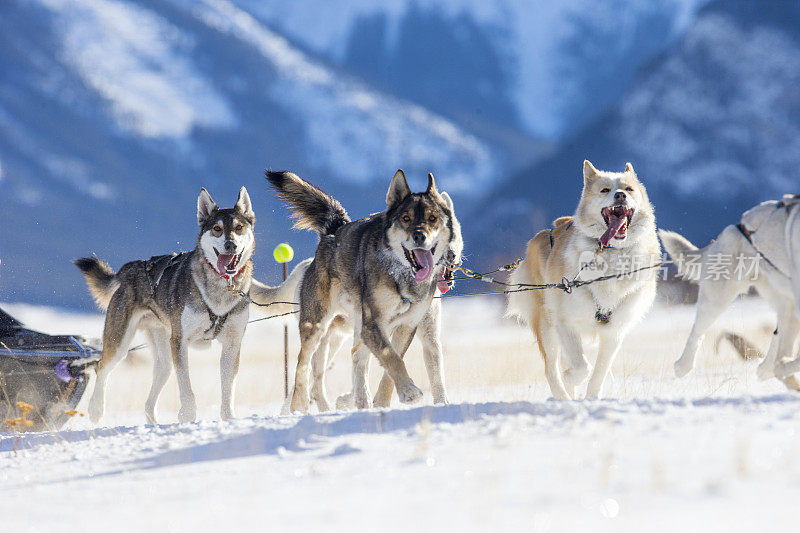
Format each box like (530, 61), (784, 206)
(204, 257), (244, 282)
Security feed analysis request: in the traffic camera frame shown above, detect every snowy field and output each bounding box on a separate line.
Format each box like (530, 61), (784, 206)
(2, 296), (799, 531)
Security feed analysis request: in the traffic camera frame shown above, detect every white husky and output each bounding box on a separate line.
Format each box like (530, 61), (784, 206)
(659, 194), (800, 387)
(507, 161), (661, 399)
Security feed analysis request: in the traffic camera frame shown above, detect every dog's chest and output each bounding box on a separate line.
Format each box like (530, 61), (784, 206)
(563, 247), (651, 321)
(181, 304), (244, 342)
(191, 272), (242, 317)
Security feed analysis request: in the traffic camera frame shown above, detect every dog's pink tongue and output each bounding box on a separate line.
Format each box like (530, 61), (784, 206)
(216, 254), (235, 274)
(412, 248), (434, 282)
(600, 214), (627, 247)
(438, 272), (451, 294)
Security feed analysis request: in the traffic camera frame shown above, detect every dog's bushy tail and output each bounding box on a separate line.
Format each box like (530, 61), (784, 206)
(74, 256), (119, 310)
(249, 258), (312, 317)
(658, 229), (703, 281)
(266, 171), (350, 236)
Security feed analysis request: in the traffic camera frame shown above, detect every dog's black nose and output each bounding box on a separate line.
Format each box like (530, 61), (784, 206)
(412, 230), (426, 246)
(224, 240), (236, 254)
(614, 191), (627, 201)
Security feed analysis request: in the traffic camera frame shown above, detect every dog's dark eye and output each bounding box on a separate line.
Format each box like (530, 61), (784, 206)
(600, 188), (611, 194)
(402, 215), (411, 223)
(625, 186), (634, 192)
(212, 225), (222, 234)
(235, 224), (244, 232)
(428, 215), (437, 223)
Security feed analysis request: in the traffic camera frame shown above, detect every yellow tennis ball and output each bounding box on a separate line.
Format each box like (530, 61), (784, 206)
(273, 243), (294, 263)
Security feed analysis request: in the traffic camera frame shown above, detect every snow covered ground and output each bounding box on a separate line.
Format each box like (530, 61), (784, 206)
(2, 296), (798, 531)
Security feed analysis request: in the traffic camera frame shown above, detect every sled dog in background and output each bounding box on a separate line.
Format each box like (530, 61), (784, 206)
(660, 194), (800, 389)
(75, 187), (306, 424)
(266, 169), (460, 413)
(507, 161), (660, 399)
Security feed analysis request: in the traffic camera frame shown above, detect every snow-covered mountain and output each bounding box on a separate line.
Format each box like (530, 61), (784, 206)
(0, 0), (512, 307)
(475, 0), (800, 271)
(235, 0), (707, 141)
(0, 0), (765, 308)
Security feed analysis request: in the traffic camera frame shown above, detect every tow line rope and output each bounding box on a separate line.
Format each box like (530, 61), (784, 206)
(444, 254), (667, 296)
(219, 281), (300, 324)
(246, 252), (669, 314)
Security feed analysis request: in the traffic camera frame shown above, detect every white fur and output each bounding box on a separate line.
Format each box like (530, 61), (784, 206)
(659, 196), (800, 384)
(507, 162), (659, 400)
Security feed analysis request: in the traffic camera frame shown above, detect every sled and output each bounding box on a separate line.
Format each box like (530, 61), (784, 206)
(0, 307), (99, 431)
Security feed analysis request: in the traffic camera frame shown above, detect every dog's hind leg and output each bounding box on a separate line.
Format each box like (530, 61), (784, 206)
(88, 295), (141, 424)
(311, 321), (346, 412)
(144, 326), (171, 425)
(674, 278), (744, 378)
(352, 342), (372, 409)
(373, 324), (417, 408)
(756, 283), (799, 380)
(772, 306), (800, 379)
(292, 307), (336, 414)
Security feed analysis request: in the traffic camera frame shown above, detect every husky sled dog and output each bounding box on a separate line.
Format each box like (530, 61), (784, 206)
(507, 161), (660, 399)
(303, 190), (462, 413)
(266, 169), (460, 413)
(660, 194), (800, 387)
(76, 187), (304, 424)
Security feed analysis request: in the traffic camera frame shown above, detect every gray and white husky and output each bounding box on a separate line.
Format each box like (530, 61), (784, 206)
(294, 189), (462, 413)
(660, 194), (800, 387)
(266, 169), (461, 413)
(75, 187), (304, 424)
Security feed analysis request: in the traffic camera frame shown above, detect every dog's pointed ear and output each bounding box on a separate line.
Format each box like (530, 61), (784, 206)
(583, 160), (600, 187)
(235, 186), (254, 220)
(440, 191), (454, 212)
(426, 172), (439, 196)
(197, 188), (218, 226)
(625, 162), (636, 175)
(386, 169), (411, 207)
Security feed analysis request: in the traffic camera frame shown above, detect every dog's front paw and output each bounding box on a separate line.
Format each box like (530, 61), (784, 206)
(178, 406), (196, 423)
(354, 387), (373, 410)
(397, 382), (423, 404)
(335, 393), (355, 411)
(781, 375), (800, 391)
(88, 404), (103, 425)
(433, 395), (449, 406)
(314, 395), (332, 412)
(562, 365), (591, 389)
(290, 390), (311, 414)
(773, 362), (793, 380)
(372, 392), (392, 408)
(673, 358), (693, 378)
(550, 389), (572, 401)
(220, 406), (235, 420)
(757, 360), (776, 381)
